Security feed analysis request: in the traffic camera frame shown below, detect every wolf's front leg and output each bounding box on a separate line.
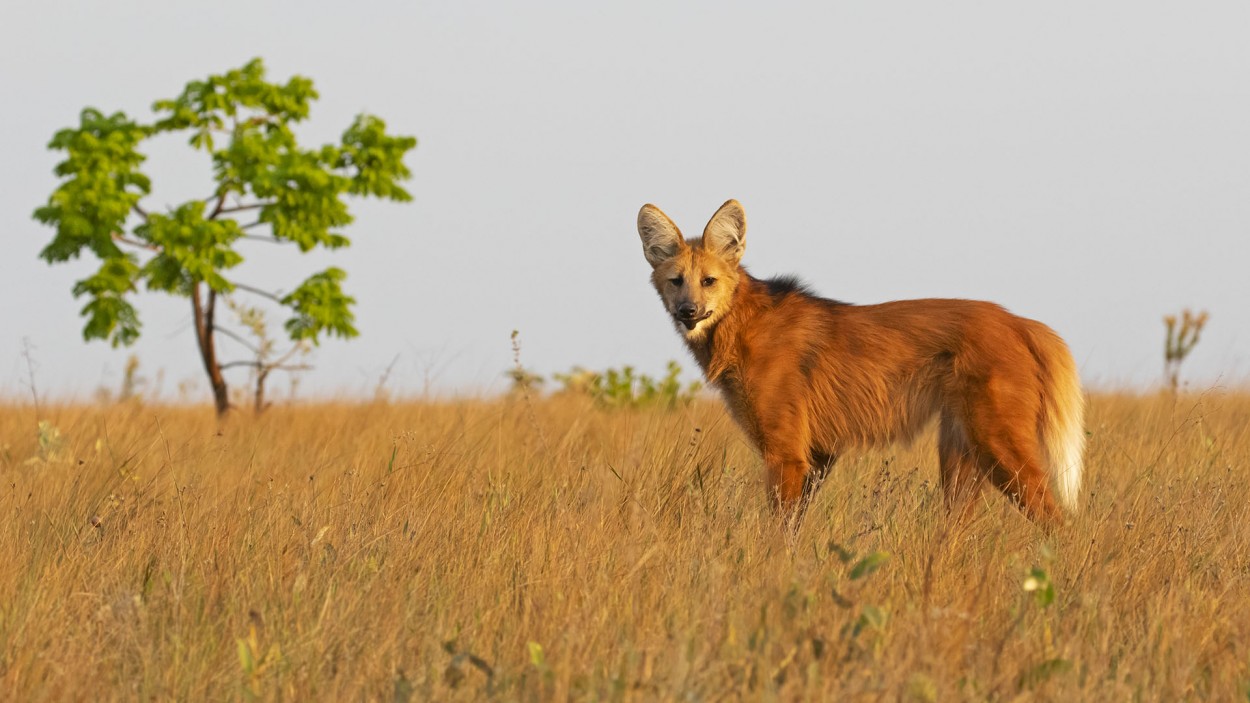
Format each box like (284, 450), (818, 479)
(803, 451), (838, 504)
(764, 449), (809, 517)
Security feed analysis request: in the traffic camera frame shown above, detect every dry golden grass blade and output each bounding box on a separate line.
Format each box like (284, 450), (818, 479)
(0, 392), (1248, 700)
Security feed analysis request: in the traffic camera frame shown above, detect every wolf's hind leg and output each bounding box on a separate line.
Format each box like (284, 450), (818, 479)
(963, 385), (1063, 526)
(939, 412), (986, 521)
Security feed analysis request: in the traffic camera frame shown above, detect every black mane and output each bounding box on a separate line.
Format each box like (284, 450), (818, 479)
(757, 274), (847, 306)
(762, 274), (813, 296)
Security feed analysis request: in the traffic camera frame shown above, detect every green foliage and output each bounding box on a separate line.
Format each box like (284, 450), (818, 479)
(820, 541), (893, 665)
(552, 361), (702, 409)
(1022, 567), (1056, 609)
(34, 57), (416, 350)
(848, 551), (891, 581)
(280, 268), (358, 343)
(34, 109), (150, 263)
(1016, 563), (1072, 692)
(24, 421), (68, 466)
(235, 619), (284, 699)
(526, 641), (546, 669)
(71, 256), (142, 346)
(138, 201), (244, 294)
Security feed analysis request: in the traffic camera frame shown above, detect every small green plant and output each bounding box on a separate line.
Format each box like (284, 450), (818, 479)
(236, 613), (283, 699)
(24, 420), (68, 466)
(524, 641), (554, 697)
(1022, 567), (1055, 609)
(553, 361), (701, 409)
(821, 543), (893, 664)
(1164, 309), (1209, 392)
(1017, 565), (1072, 691)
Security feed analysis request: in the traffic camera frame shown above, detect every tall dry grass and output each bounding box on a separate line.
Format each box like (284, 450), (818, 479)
(1, 391), (1248, 701)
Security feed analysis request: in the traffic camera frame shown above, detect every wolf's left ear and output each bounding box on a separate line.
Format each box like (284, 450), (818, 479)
(702, 199), (746, 265)
(638, 204), (685, 269)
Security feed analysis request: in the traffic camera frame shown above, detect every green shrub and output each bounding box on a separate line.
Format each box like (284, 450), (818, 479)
(553, 361), (702, 409)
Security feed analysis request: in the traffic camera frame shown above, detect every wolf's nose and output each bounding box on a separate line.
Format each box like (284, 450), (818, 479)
(677, 303), (697, 319)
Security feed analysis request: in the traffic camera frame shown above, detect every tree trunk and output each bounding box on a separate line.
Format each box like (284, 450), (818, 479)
(192, 283), (230, 417)
(254, 367), (270, 414)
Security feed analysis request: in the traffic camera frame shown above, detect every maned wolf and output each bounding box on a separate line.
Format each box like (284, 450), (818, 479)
(636, 199), (1084, 526)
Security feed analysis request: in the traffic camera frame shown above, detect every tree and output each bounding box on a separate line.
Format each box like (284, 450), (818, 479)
(33, 59), (417, 416)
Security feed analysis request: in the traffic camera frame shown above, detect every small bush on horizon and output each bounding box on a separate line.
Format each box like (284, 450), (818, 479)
(504, 360), (702, 408)
(553, 360), (702, 409)
(1163, 308), (1208, 393)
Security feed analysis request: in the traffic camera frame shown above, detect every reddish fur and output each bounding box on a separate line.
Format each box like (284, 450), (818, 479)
(638, 200), (1085, 527)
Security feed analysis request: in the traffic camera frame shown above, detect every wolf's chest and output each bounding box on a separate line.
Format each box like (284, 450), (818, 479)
(712, 374), (764, 450)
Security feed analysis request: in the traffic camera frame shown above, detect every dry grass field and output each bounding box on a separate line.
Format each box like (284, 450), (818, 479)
(1, 390), (1248, 701)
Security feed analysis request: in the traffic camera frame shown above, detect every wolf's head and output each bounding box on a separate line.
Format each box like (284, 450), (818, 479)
(636, 199), (746, 342)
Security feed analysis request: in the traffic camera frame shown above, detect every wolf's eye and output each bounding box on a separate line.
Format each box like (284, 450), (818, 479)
(669, 276), (684, 286)
(701, 277), (716, 287)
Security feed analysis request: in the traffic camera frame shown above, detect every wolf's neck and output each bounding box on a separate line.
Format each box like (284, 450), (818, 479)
(684, 273), (762, 383)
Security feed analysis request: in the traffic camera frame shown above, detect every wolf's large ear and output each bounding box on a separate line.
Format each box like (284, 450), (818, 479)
(702, 199), (746, 265)
(638, 204), (685, 269)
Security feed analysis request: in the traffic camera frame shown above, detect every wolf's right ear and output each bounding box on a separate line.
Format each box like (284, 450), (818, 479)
(637, 204), (685, 269)
(702, 199), (746, 265)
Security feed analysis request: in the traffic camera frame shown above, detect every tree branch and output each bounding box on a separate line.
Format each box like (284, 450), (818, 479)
(132, 203), (148, 220)
(112, 232), (159, 252)
(239, 233), (283, 244)
(240, 221), (268, 231)
(207, 191), (228, 219)
(229, 281), (284, 303)
(217, 203), (272, 214)
(270, 342), (308, 369)
(212, 325), (262, 355)
(219, 360), (262, 370)
(221, 360), (313, 372)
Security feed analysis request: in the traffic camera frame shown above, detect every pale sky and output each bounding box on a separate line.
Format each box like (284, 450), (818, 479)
(3, 1), (1248, 400)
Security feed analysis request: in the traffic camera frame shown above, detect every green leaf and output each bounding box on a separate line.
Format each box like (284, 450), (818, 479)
(849, 551), (890, 581)
(527, 641), (545, 668)
(151, 58), (318, 140)
(339, 114), (417, 201)
(852, 605), (889, 637)
(137, 201), (243, 292)
(236, 638), (255, 675)
(71, 257), (142, 347)
(281, 267), (358, 343)
(80, 293), (141, 347)
(34, 108), (150, 263)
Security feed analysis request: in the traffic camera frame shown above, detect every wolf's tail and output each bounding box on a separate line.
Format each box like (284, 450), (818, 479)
(1030, 325), (1086, 512)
